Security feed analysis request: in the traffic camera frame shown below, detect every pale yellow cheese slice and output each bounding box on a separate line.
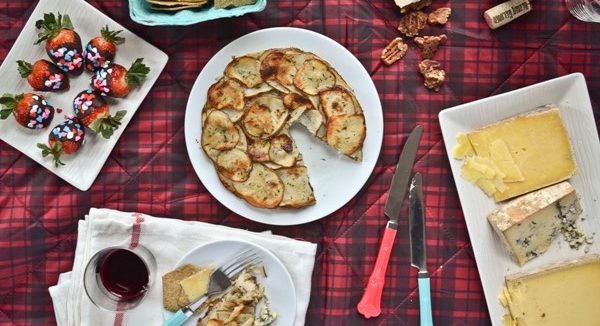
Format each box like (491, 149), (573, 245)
(179, 267), (213, 302)
(452, 132), (475, 159)
(489, 139), (524, 182)
(467, 106), (576, 202)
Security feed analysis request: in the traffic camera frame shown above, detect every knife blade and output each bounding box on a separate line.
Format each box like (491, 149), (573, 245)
(357, 125), (423, 318)
(409, 173), (433, 326)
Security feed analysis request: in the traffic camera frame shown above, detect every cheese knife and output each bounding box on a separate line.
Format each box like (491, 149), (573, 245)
(357, 125), (423, 318)
(409, 173), (433, 326)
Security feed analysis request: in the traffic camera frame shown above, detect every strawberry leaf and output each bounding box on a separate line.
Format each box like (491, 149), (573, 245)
(113, 110), (127, 122)
(88, 118), (103, 132)
(100, 25), (125, 45)
(125, 58), (150, 87)
(34, 12), (73, 45)
(16, 61), (32, 78)
(101, 127), (113, 139)
(37, 142), (64, 167)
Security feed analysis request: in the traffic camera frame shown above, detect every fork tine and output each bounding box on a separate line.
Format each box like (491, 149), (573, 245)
(218, 249), (253, 272)
(224, 255), (262, 278)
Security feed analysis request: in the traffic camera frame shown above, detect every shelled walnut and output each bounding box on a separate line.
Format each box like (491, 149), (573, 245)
(428, 7), (451, 25)
(414, 34), (447, 59)
(381, 37), (409, 65)
(397, 11), (428, 37)
(418, 59), (446, 91)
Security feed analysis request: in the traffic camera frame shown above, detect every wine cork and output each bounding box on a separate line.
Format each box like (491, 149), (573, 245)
(484, 0), (532, 29)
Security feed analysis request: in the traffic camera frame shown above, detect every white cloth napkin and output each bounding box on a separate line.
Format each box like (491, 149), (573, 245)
(48, 208), (317, 326)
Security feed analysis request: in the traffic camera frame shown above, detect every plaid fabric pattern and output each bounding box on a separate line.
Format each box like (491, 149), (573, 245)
(1, 0), (599, 325)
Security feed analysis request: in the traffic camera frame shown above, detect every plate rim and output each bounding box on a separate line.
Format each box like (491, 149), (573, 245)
(184, 27), (384, 225)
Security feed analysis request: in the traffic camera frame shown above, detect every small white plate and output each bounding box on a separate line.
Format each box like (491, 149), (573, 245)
(184, 27), (384, 225)
(439, 73), (600, 326)
(0, 0), (168, 191)
(163, 240), (296, 326)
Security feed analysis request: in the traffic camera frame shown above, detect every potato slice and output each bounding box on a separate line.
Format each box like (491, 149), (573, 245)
(235, 125), (247, 151)
(298, 109), (324, 135)
(202, 110), (239, 150)
(269, 134), (298, 167)
(208, 78), (245, 111)
(242, 94), (288, 139)
(276, 166), (316, 208)
(202, 145), (221, 162)
(266, 79), (290, 94)
(294, 59), (336, 95)
(218, 172), (237, 193)
(247, 138), (270, 162)
(216, 148), (252, 182)
(233, 163), (284, 208)
(225, 56), (263, 88)
(264, 162), (283, 170)
(275, 55), (296, 86)
(283, 92), (313, 110)
(221, 108), (244, 123)
(259, 51), (285, 80)
(244, 83), (272, 97)
(319, 87), (356, 119)
(326, 113), (366, 155)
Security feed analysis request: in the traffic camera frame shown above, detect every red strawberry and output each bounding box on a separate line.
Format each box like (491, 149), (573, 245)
(35, 13), (84, 75)
(0, 93), (55, 129)
(84, 25), (125, 72)
(37, 117), (85, 167)
(17, 59), (70, 92)
(91, 58), (150, 98)
(73, 90), (126, 139)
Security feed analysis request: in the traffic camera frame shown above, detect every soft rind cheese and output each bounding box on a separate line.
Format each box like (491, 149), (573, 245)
(179, 267), (213, 302)
(468, 106), (577, 202)
(501, 255), (600, 326)
(487, 181), (582, 265)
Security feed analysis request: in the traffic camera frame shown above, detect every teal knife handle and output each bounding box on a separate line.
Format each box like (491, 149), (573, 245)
(162, 309), (188, 326)
(418, 272), (433, 326)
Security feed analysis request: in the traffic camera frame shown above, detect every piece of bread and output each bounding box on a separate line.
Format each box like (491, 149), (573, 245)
(214, 0), (257, 9)
(162, 264), (202, 312)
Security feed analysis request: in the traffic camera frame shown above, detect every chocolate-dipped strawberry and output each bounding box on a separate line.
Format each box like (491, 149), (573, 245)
(91, 58), (150, 98)
(35, 13), (84, 75)
(83, 25), (125, 72)
(37, 117), (85, 167)
(0, 93), (55, 129)
(17, 59), (69, 92)
(73, 90), (126, 139)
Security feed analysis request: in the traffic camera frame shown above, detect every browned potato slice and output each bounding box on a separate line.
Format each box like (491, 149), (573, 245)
(266, 79), (290, 94)
(283, 93), (313, 110)
(233, 163), (284, 208)
(244, 83), (272, 97)
(247, 138), (270, 162)
(216, 148), (252, 182)
(235, 125), (247, 151)
(218, 172), (237, 193)
(286, 48), (314, 69)
(275, 55), (296, 86)
(221, 108), (244, 123)
(326, 113), (366, 155)
(264, 162), (283, 170)
(208, 78), (245, 111)
(298, 109), (324, 135)
(241, 94), (288, 139)
(202, 145), (221, 162)
(269, 134), (298, 167)
(225, 56), (263, 88)
(260, 51), (285, 80)
(319, 87), (356, 119)
(276, 166), (316, 208)
(202, 110), (239, 150)
(293, 59), (336, 95)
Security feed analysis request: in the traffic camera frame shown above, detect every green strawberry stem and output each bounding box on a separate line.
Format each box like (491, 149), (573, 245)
(34, 12), (74, 45)
(88, 110), (127, 139)
(17, 61), (32, 78)
(37, 142), (65, 167)
(125, 58), (150, 87)
(0, 93), (23, 119)
(100, 25), (125, 45)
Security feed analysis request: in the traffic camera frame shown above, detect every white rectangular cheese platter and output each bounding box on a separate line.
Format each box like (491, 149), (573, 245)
(438, 73), (600, 325)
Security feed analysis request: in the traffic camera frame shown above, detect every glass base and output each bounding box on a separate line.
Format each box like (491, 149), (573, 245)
(565, 0), (600, 22)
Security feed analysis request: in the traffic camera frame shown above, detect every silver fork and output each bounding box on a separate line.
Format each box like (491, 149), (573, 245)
(162, 249), (262, 326)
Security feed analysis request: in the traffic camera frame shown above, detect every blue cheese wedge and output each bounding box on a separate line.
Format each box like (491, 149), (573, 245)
(487, 181), (582, 265)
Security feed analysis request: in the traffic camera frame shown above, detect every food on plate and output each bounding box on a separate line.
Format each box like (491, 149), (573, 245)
(452, 132), (474, 159)
(37, 117), (85, 167)
(397, 10), (428, 37)
(83, 25), (125, 72)
(381, 37), (409, 65)
(201, 47), (366, 209)
(91, 58), (150, 97)
(0, 93), (55, 129)
(162, 263), (277, 326)
(418, 59), (445, 91)
(215, 0), (258, 8)
(73, 90), (126, 139)
(487, 182), (582, 265)
(428, 7), (451, 25)
(34, 13), (84, 76)
(147, 0), (209, 11)
(414, 34), (447, 59)
(499, 255), (600, 326)
(17, 59), (69, 92)
(456, 106), (577, 201)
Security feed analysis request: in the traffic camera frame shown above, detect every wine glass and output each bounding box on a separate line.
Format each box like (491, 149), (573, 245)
(83, 244), (157, 311)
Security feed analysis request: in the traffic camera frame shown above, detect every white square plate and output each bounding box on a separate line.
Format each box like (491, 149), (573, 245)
(0, 0), (168, 190)
(439, 73), (600, 325)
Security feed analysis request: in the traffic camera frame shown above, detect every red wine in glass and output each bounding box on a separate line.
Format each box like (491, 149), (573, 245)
(98, 248), (150, 300)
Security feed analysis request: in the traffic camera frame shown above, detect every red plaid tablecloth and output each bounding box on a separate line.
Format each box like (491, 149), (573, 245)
(0, 0), (599, 325)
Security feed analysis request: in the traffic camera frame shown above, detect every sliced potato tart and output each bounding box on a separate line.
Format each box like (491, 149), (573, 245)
(247, 138), (270, 162)
(298, 109), (324, 135)
(242, 94), (288, 139)
(225, 56), (263, 88)
(320, 87), (356, 119)
(208, 78), (245, 111)
(232, 163), (284, 208)
(276, 166), (316, 208)
(216, 148), (252, 182)
(202, 110), (239, 151)
(294, 59), (336, 95)
(326, 113), (366, 155)
(269, 134), (298, 167)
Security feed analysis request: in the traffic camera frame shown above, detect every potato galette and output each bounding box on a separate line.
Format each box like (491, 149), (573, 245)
(201, 48), (367, 209)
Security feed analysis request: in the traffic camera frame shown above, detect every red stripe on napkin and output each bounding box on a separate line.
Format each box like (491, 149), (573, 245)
(113, 213), (146, 326)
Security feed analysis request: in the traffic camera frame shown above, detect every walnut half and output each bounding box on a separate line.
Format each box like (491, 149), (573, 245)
(381, 37), (409, 66)
(428, 7), (451, 25)
(414, 34), (447, 59)
(418, 60), (446, 91)
(398, 11), (428, 37)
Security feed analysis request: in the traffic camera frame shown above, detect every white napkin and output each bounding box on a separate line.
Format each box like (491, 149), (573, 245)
(48, 208), (317, 326)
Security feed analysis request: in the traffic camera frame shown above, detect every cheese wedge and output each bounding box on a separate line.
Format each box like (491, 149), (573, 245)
(468, 106), (576, 201)
(500, 255), (600, 326)
(487, 181), (582, 265)
(179, 267), (213, 302)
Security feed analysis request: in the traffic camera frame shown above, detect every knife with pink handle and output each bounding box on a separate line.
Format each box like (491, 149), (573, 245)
(357, 125), (423, 318)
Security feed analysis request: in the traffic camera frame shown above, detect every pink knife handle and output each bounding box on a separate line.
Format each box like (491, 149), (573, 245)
(357, 223), (398, 318)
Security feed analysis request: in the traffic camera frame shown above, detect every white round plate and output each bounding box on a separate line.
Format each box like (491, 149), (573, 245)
(162, 240), (296, 326)
(184, 27), (384, 225)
